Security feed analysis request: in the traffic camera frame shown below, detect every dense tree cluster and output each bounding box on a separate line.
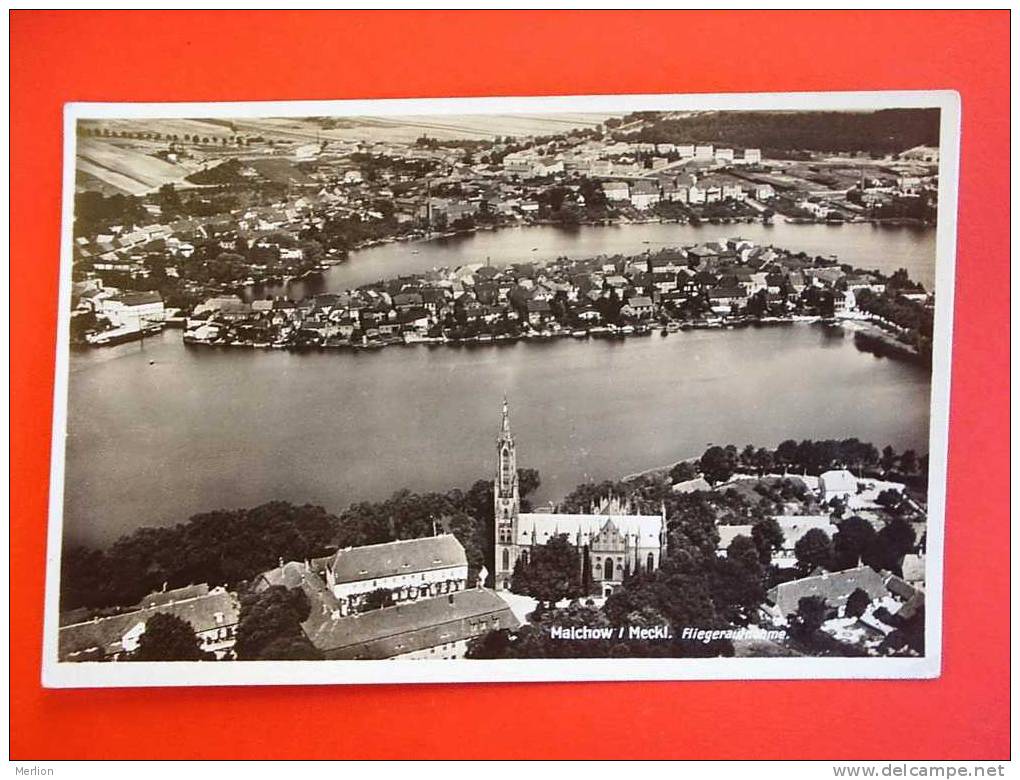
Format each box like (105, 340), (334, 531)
(618, 109), (940, 156)
(510, 533), (582, 605)
(61, 468), (543, 614)
(60, 501), (341, 611)
(129, 612), (211, 662)
(854, 287), (934, 362)
(793, 515), (917, 576)
(74, 191), (149, 237)
(334, 467), (540, 581)
(185, 158), (246, 185)
(235, 585), (322, 660)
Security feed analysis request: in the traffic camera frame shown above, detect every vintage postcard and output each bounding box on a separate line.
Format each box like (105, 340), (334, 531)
(43, 91), (959, 687)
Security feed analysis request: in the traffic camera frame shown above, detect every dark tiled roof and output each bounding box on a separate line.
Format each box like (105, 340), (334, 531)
(310, 588), (518, 659)
(58, 588), (238, 661)
(132, 583), (211, 610)
(768, 566), (888, 617)
(112, 291), (163, 306)
(330, 535), (467, 585)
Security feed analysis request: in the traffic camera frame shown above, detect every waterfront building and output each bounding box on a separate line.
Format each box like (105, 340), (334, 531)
(601, 181), (630, 202)
(629, 180), (661, 210)
(493, 399), (666, 597)
(96, 291), (165, 331)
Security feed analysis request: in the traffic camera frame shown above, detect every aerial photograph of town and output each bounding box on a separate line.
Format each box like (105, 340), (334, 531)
(55, 103), (940, 667)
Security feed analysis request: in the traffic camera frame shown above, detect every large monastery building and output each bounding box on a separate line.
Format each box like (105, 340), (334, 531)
(493, 398), (666, 596)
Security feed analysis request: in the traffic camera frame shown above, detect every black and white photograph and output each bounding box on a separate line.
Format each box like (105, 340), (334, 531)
(43, 92), (959, 687)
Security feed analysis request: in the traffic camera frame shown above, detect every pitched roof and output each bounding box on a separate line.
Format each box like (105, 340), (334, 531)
(767, 566), (888, 616)
(716, 515), (836, 552)
(516, 512), (662, 548)
(819, 469), (858, 494)
(526, 299), (551, 313)
(111, 291), (163, 307)
(672, 476), (712, 494)
(309, 588), (518, 659)
(901, 554), (926, 584)
(330, 535), (467, 585)
(630, 180), (659, 195)
(132, 583), (211, 610)
(58, 588), (238, 661)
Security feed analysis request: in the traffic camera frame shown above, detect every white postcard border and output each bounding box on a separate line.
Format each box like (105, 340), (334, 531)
(42, 89), (961, 688)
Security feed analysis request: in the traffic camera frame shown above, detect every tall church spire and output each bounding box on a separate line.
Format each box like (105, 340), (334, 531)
(494, 395), (521, 590)
(500, 394), (512, 439)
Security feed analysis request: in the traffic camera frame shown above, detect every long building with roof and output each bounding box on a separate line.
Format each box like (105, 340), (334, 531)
(256, 541), (517, 660)
(324, 535), (468, 615)
(493, 398), (666, 596)
(58, 585), (239, 662)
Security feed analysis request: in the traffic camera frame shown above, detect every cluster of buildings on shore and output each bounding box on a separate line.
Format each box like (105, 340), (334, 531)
(71, 113), (940, 330)
(112, 238), (892, 349)
(58, 399), (926, 663)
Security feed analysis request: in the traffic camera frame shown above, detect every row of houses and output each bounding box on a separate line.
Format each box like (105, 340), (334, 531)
(181, 238), (891, 346)
(504, 143), (763, 179)
(601, 175), (776, 210)
(58, 535), (517, 663)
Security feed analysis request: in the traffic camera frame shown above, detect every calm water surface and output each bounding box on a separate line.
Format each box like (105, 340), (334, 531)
(253, 221), (937, 301)
(65, 325), (932, 547)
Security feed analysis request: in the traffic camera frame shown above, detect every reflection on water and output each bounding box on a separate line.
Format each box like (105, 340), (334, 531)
(64, 324), (932, 547)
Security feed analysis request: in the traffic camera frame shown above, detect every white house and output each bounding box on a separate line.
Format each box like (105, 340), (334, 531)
(324, 535), (469, 616)
(97, 291), (165, 331)
(602, 181), (631, 202)
(819, 469), (859, 503)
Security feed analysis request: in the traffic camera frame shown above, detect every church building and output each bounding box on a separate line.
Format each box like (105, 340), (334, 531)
(493, 398), (667, 597)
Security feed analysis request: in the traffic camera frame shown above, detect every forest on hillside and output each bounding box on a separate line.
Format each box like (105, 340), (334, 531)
(619, 109), (941, 155)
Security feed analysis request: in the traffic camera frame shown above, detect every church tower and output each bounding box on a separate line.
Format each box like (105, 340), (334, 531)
(494, 396), (520, 589)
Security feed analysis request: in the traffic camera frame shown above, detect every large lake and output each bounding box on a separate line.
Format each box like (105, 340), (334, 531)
(253, 221), (938, 300)
(65, 324), (932, 547)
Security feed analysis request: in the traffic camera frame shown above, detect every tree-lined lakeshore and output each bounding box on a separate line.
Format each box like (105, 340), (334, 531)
(61, 436), (926, 661)
(157, 239), (935, 365)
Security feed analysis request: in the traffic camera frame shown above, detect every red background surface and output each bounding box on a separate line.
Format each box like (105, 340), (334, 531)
(10, 10), (1010, 760)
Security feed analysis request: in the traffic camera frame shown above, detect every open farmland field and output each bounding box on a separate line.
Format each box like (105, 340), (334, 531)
(75, 137), (203, 195)
(306, 112), (617, 142)
(82, 112), (617, 145)
(78, 118), (239, 141)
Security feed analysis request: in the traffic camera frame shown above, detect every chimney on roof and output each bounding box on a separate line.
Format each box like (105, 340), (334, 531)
(448, 594), (455, 605)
